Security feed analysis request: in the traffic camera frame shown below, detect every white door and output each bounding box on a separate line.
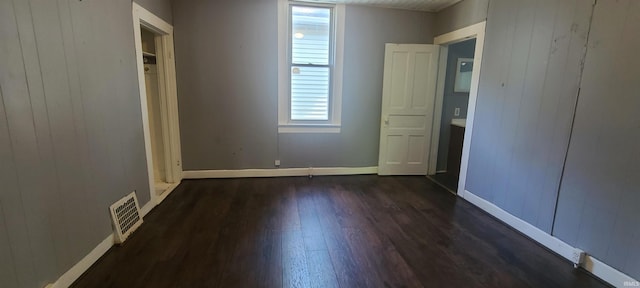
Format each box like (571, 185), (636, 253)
(378, 44), (439, 175)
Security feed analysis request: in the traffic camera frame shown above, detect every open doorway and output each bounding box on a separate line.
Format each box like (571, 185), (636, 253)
(133, 4), (183, 209)
(430, 39), (476, 192)
(140, 27), (170, 196)
(427, 22), (486, 197)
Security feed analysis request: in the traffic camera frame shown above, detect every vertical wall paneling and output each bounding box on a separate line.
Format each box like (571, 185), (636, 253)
(488, 0), (536, 212)
(465, 0), (593, 233)
(0, 80), (33, 287)
(67, 0), (140, 236)
(553, 0), (640, 279)
(66, 0), (119, 237)
(0, 202), (19, 288)
(528, 0), (594, 230)
(500, 0), (558, 227)
(1, 0), (155, 285)
(30, 0), (98, 271)
(57, 0), (106, 257)
(1, 0), (59, 285)
(464, 0), (517, 204)
(108, 1), (151, 209)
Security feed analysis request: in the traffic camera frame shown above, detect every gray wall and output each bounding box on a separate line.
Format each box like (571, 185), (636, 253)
(436, 39), (475, 171)
(456, 0), (640, 280)
(172, 0), (279, 170)
(173, 0), (435, 170)
(465, 0), (593, 233)
(134, 0), (173, 23)
(552, 0), (640, 279)
(1, 0), (153, 286)
(435, 0), (489, 36)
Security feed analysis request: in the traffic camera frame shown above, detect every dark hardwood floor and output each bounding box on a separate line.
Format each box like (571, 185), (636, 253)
(430, 172), (458, 192)
(72, 176), (609, 288)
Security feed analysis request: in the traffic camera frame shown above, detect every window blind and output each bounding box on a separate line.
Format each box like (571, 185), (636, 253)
(290, 6), (332, 121)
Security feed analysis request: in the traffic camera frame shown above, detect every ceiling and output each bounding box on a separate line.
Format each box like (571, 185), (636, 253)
(307, 0), (463, 12)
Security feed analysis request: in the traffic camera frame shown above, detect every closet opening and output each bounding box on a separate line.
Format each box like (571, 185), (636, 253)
(132, 3), (183, 207)
(140, 27), (171, 196)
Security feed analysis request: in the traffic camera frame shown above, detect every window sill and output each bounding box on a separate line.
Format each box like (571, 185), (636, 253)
(278, 124), (341, 133)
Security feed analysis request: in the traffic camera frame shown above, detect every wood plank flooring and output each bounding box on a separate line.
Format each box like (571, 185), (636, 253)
(72, 176), (609, 287)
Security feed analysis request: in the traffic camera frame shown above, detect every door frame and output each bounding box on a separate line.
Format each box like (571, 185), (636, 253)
(428, 22), (486, 197)
(132, 3), (183, 207)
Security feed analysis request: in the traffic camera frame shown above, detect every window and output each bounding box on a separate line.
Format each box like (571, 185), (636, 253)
(278, 0), (344, 133)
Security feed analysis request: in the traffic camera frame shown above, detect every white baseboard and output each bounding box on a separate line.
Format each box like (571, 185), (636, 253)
(182, 166), (378, 179)
(49, 182), (181, 288)
(154, 182), (180, 206)
(584, 256), (639, 288)
(463, 190), (638, 287)
(463, 191), (577, 260)
(141, 181), (180, 217)
(49, 233), (114, 288)
(140, 199), (155, 218)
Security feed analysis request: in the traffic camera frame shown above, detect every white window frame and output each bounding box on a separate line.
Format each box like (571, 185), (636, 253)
(278, 0), (345, 133)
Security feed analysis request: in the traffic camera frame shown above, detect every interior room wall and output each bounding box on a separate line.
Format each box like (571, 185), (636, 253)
(464, 0), (592, 233)
(440, 0), (640, 281)
(434, 0), (489, 36)
(0, 0), (159, 286)
(173, 0), (435, 170)
(435, 39), (475, 172)
(134, 0), (173, 23)
(280, 5), (435, 168)
(552, 0), (640, 279)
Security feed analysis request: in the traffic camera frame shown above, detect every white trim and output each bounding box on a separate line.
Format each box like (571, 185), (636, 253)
(132, 3), (157, 215)
(584, 256), (639, 288)
(463, 190), (638, 287)
(332, 3), (345, 127)
(183, 166), (378, 179)
(431, 21), (486, 197)
(48, 233), (114, 288)
(140, 199), (156, 218)
(463, 191), (577, 260)
(141, 181), (180, 217)
(163, 33), (183, 182)
(277, 0), (289, 126)
(278, 125), (340, 133)
(47, 184), (180, 288)
(133, 6), (172, 34)
(154, 182), (180, 205)
(132, 3), (183, 206)
(277, 0), (345, 133)
(434, 22), (485, 45)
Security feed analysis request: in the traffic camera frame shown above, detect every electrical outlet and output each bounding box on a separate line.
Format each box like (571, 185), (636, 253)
(274, 160), (280, 167)
(454, 107), (460, 116)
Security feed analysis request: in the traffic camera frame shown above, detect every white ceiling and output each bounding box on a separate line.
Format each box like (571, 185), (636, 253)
(319, 0), (463, 12)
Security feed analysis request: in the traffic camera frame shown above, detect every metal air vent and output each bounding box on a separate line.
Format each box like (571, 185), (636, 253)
(109, 191), (143, 244)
